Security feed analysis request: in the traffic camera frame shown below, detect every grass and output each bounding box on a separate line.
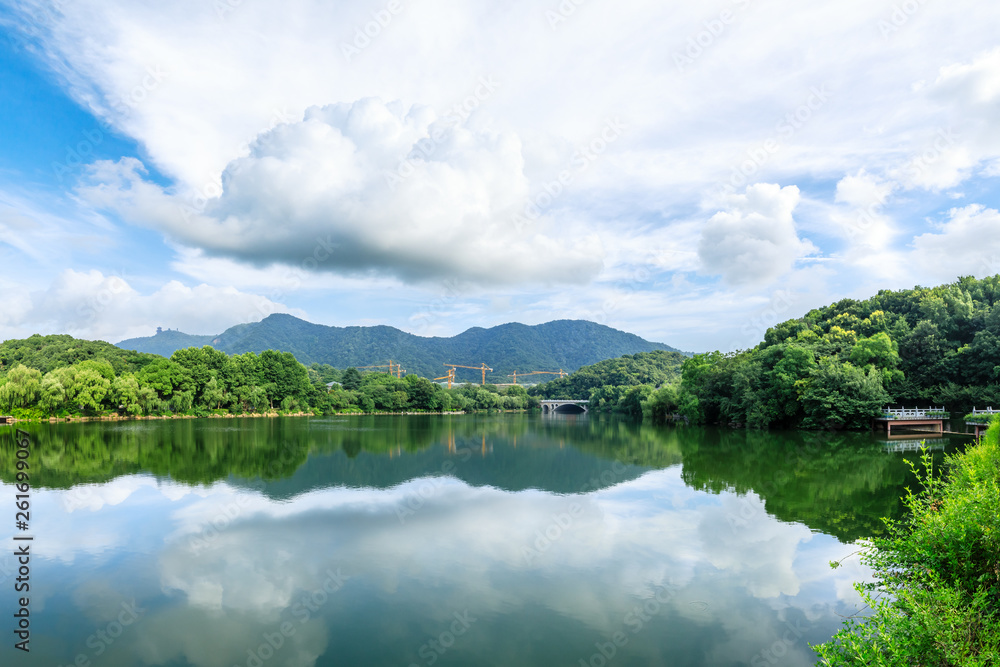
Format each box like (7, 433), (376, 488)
(814, 418), (1000, 666)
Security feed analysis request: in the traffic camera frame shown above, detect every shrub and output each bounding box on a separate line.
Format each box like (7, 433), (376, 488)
(815, 418), (1000, 665)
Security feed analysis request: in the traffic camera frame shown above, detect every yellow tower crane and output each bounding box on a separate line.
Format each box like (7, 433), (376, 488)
(508, 369), (568, 383)
(444, 363), (493, 386)
(357, 361), (406, 378)
(434, 368), (456, 389)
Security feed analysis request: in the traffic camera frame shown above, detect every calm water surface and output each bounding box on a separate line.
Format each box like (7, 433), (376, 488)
(0, 415), (960, 666)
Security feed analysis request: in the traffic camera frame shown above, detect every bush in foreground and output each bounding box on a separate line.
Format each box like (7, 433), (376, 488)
(815, 419), (1000, 665)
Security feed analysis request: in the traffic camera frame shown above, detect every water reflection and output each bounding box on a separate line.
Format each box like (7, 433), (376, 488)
(0, 416), (956, 666)
(2, 416), (952, 543)
(8, 468), (865, 667)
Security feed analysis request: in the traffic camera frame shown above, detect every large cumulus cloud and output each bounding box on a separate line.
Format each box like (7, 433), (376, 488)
(78, 99), (605, 286)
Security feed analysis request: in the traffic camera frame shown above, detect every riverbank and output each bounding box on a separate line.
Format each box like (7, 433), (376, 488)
(0, 409), (498, 424)
(816, 419), (1000, 664)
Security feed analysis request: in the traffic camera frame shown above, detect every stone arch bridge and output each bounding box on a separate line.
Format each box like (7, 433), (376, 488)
(540, 400), (589, 414)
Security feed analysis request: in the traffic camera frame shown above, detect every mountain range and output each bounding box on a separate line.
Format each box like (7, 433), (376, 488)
(116, 315), (683, 383)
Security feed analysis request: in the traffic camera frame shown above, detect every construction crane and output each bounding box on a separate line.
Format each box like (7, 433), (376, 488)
(508, 369), (568, 383)
(434, 368), (456, 389)
(444, 363), (493, 386)
(357, 361), (406, 378)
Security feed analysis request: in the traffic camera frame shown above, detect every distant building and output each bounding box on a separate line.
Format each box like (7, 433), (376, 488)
(156, 327), (163, 334)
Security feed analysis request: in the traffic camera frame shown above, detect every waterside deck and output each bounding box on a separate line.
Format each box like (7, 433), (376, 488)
(874, 407), (946, 437)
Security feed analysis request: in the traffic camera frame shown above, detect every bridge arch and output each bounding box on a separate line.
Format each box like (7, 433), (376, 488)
(540, 400), (589, 414)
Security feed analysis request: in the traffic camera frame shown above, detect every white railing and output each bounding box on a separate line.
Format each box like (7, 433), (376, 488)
(971, 407), (1000, 414)
(881, 407), (947, 420)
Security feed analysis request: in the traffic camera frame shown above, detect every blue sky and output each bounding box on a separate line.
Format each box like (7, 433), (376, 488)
(1, 0), (999, 352)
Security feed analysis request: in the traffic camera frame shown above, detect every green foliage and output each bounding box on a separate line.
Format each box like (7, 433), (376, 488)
(815, 419), (1000, 665)
(674, 275), (1000, 429)
(112, 374), (143, 416)
(642, 383), (681, 421)
(529, 351), (685, 401)
(0, 334), (159, 375)
(0, 333), (540, 418)
(965, 412), (998, 424)
(137, 358), (193, 399)
(0, 364), (42, 410)
(618, 385), (653, 418)
(798, 361), (891, 430)
(341, 367), (362, 391)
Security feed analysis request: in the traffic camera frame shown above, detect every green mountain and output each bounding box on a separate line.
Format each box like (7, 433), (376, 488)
(115, 315), (683, 382)
(116, 328), (215, 358)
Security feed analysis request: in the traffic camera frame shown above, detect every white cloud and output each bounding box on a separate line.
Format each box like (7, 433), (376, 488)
(892, 137), (974, 191)
(76, 99), (606, 286)
(902, 47), (1000, 189)
(933, 47), (1000, 108)
(0, 269), (301, 342)
(697, 492), (813, 598)
(835, 170), (894, 210)
(911, 205), (1000, 280)
(15, 1), (1000, 209)
(698, 184), (816, 286)
(831, 170), (897, 252)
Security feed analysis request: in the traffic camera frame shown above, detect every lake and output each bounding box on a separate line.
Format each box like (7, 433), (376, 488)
(0, 414), (960, 666)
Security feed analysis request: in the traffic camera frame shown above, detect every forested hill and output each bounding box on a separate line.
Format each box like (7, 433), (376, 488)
(673, 275), (1000, 429)
(0, 335), (160, 375)
(116, 315), (683, 382)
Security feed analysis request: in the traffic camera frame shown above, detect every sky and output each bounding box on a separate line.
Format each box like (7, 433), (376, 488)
(1, 0), (999, 353)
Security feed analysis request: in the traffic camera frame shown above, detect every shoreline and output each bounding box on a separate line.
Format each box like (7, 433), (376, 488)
(2, 409), (492, 425)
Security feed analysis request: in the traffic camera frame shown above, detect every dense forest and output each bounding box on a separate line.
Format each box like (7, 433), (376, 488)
(532, 276), (1000, 429)
(0, 335), (536, 419)
(664, 275), (1000, 428)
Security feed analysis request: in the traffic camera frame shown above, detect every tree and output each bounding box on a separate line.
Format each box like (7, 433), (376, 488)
(390, 391), (409, 410)
(259, 350), (312, 408)
(138, 359), (192, 399)
(38, 374), (66, 414)
(642, 383), (680, 421)
(0, 364), (42, 410)
(341, 367), (362, 391)
(138, 386), (162, 414)
(200, 376), (227, 410)
(172, 346), (231, 399)
(72, 367), (112, 413)
(850, 332), (895, 368)
(169, 390), (194, 413)
(404, 375), (439, 410)
(798, 361), (890, 430)
(112, 374), (143, 416)
(619, 385), (654, 418)
(898, 320), (950, 387)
